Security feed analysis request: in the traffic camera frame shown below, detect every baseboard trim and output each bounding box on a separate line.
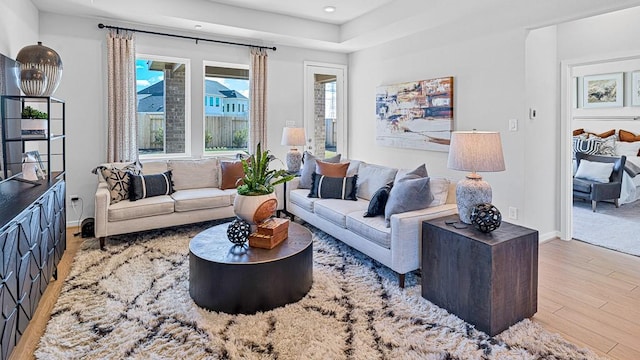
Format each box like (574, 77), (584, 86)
(539, 230), (561, 243)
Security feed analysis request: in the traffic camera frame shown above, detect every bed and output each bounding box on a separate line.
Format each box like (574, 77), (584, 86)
(620, 156), (640, 204)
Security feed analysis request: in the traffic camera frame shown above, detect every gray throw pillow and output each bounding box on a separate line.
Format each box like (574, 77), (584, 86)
(384, 177), (434, 227)
(394, 163), (428, 182)
(299, 152), (341, 189)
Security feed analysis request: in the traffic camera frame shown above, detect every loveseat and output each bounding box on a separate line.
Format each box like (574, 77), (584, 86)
(285, 155), (457, 287)
(94, 158), (284, 249)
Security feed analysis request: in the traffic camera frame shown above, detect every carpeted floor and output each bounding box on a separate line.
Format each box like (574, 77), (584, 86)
(36, 220), (603, 359)
(573, 199), (640, 256)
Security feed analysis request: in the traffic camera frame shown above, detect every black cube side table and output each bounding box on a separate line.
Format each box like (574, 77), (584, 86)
(421, 214), (538, 336)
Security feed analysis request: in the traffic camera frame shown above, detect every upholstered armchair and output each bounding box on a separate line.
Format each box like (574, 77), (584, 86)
(573, 152), (627, 212)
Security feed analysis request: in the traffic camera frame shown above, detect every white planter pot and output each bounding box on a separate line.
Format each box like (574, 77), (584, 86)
(233, 192), (278, 225)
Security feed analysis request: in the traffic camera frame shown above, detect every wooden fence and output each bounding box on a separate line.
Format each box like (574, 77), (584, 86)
(137, 114), (249, 150)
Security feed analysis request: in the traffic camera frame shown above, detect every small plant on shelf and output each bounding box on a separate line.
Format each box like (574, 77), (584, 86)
(21, 106), (48, 119)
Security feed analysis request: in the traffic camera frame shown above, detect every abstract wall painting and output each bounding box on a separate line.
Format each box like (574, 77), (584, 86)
(375, 77), (453, 152)
(582, 73), (623, 108)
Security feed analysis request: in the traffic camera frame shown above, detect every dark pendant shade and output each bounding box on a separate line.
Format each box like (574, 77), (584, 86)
(16, 41), (63, 96)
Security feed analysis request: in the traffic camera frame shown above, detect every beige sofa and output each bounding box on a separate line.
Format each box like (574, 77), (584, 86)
(285, 161), (457, 287)
(94, 158), (285, 249)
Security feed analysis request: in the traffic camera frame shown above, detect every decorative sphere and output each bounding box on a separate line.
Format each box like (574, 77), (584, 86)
(227, 218), (251, 245)
(470, 203), (502, 233)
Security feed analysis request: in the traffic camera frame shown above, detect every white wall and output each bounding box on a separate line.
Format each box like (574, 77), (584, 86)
(349, 29), (539, 231)
(0, 0), (39, 57)
(38, 12), (347, 226)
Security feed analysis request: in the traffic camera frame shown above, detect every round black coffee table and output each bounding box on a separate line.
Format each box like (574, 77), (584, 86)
(189, 221), (313, 314)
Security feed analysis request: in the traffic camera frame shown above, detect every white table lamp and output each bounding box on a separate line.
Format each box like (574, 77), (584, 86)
(447, 131), (505, 224)
(281, 127), (306, 172)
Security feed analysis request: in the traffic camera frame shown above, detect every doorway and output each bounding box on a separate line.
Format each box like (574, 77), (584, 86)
(303, 62), (347, 159)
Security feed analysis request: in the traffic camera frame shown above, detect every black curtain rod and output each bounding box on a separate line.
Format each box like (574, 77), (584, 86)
(97, 23), (276, 51)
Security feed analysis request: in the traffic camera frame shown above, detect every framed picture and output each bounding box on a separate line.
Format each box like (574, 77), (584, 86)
(582, 73), (623, 108)
(632, 71), (640, 106)
(375, 76), (454, 152)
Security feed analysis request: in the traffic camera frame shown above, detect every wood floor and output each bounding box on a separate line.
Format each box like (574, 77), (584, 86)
(10, 230), (640, 359)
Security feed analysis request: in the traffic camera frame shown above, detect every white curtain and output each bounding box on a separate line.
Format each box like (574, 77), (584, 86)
(107, 29), (138, 162)
(249, 47), (268, 152)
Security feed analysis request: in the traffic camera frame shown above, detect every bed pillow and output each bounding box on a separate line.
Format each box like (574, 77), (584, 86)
(299, 152), (341, 189)
(129, 171), (175, 201)
(619, 129), (640, 142)
(589, 134), (616, 156)
(384, 177), (434, 227)
(308, 173), (357, 200)
(572, 128), (585, 136)
(363, 182), (393, 217)
(615, 141), (640, 158)
(573, 136), (602, 156)
(587, 129), (615, 138)
(575, 159), (614, 183)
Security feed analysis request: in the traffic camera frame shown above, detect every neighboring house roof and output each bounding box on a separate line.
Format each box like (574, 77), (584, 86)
(137, 79), (246, 113)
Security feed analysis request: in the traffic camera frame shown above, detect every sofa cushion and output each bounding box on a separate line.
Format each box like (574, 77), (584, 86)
(129, 171), (175, 201)
(314, 199), (370, 228)
(356, 163), (397, 201)
(290, 189), (318, 212)
(308, 174), (358, 200)
(385, 177), (434, 227)
(428, 178), (451, 207)
(346, 212), (392, 249)
(573, 178), (592, 193)
(141, 160), (168, 175)
(169, 159), (219, 190)
(220, 161), (245, 190)
(171, 188), (232, 212)
(108, 195), (174, 222)
(299, 152), (341, 189)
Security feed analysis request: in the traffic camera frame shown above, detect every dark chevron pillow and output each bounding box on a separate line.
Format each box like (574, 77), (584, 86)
(572, 136), (601, 155)
(129, 171), (174, 201)
(308, 173), (358, 200)
(364, 181), (393, 217)
(97, 163), (142, 204)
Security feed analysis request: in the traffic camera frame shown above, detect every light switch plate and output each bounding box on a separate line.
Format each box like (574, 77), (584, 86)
(509, 119), (518, 132)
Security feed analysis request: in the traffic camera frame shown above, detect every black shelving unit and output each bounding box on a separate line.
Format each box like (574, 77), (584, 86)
(1, 96), (66, 184)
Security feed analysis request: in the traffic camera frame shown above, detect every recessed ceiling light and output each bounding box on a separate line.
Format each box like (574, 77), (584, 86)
(194, 24), (203, 29)
(324, 6), (336, 13)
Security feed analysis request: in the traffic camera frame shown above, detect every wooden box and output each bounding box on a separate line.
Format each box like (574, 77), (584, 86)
(257, 218), (289, 236)
(249, 230), (288, 249)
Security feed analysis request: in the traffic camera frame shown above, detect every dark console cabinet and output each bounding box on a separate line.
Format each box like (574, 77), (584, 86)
(422, 215), (538, 336)
(0, 179), (66, 359)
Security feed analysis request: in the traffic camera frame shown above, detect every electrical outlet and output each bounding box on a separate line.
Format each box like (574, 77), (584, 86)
(70, 195), (80, 202)
(508, 207), (518, 220)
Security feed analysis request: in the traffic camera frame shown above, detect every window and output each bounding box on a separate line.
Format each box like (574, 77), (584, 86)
(209, 97), (214, 106)
(203, 62), (250, 154)
(136, 56), (190, 157)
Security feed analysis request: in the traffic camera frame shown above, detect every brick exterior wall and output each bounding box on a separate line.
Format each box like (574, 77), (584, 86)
(164, 64), (185, 154)
(313, 82), (326, 157)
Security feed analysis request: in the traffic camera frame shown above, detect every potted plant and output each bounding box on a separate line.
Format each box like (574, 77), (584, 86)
(21, 106), (48, 137)
(233, 143), (294, 225)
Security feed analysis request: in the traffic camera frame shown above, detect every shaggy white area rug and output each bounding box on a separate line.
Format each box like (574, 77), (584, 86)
(36, 220), (604, 359)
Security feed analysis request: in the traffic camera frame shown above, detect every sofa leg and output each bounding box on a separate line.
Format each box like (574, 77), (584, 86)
(615, 199), (620, 208)
(398, 273), (405, 289)
(99, 237), (106, 250)
(591, 200), (597, 212)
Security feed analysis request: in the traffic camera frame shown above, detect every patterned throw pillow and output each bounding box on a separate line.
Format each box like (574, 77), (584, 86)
(97, 163), (142, 204)
(307, 173), (357, 200)
(589, 134), (616, 156)
(572, 136), (601, 156)
(129, 171), (174, 201)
